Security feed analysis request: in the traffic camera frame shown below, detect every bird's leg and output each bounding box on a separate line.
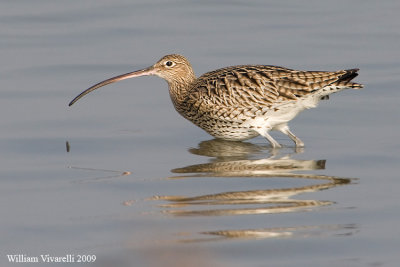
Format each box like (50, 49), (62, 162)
(276, 124), (304, 147)
(256, 128), (281, 148)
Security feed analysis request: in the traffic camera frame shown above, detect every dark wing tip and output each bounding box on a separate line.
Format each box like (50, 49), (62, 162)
(339, 68), (363, 89)
(340, 68), (360, 82)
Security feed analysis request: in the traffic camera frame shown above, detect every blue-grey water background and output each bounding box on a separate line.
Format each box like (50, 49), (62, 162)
(1, 1), (399, 266)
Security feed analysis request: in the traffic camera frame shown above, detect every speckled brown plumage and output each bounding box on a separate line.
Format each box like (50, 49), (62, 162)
(69, 54), (363, 147)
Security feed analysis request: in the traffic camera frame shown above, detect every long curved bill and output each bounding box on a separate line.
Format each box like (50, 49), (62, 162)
(69, 66), (156, 106)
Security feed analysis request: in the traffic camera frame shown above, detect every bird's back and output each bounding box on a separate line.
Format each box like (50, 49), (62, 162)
(192, 65), (361, 105)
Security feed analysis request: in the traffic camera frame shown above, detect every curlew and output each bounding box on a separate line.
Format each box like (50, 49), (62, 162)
(69, 54), (363, 148)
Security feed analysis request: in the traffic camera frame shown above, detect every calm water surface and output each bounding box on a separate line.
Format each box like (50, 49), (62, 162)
(1, 1), (399, 266)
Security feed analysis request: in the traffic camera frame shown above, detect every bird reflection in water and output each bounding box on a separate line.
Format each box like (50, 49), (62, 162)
(190, 224), (358, 242)
(150, 139), (356, 241)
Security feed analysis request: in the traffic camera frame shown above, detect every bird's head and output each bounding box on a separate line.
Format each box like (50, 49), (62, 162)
(152, 54), (195, 85)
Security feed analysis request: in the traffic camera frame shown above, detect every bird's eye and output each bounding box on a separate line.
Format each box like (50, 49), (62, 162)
(165, 61), (174, 67)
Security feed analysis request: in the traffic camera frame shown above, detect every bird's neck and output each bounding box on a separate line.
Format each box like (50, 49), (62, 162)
(168, 73), (196, 109)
